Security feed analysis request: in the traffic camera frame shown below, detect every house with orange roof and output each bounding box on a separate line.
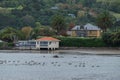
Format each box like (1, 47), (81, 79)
(36, 37), (60, 50)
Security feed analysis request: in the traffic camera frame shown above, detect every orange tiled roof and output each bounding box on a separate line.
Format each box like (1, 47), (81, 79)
(36, 37), (60, 41)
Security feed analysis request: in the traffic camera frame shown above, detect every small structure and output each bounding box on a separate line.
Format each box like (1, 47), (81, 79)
(36, 37), (60, 50)
(51, 6), (59, 10)
(15, 40), (36, 49)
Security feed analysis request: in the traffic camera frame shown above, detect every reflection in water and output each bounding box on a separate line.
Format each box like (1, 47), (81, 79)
(0, 51), (120, 80)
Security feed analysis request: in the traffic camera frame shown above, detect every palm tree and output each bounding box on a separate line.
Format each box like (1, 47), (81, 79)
(96, 11), (116, 32)
(0, 27), (24, 42)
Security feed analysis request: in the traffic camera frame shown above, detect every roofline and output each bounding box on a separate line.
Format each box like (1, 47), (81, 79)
(36, 40), (60, 41)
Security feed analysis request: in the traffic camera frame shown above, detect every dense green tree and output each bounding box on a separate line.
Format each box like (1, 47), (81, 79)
(0, 14), (17, 29)
(21, 26), (33, 40)
(113, 20), (120, 32)
(51, 14), (67, 35)
(102, 31), (120, 47)
(0, 27), (24, 42)
(0, 0), (120, 30)
(21, 15), (35, 27)
(34, 24), (55, 38)
(81, 0), (96, 7)
(96, 11), (116, 32)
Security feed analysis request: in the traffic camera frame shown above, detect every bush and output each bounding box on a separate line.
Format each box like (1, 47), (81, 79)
(0, 42), (7, 49)
(102, 32), (113, 46)
(56, 37), (106, 47)
(0, 43), (3, 48)
(8, 42), (14, 47)
(102, 32), (120, 47)
(0, 42), (15, 49)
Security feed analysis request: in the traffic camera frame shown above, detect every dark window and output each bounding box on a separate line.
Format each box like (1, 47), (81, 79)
(40, 41), (48, 46)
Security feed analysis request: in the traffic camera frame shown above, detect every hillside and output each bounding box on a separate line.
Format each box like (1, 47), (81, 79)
(0, 0), (120, 29)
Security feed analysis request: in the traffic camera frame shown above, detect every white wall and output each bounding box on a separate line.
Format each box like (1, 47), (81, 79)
(36, 41), (60, 49)
(48, 41), (59, 49)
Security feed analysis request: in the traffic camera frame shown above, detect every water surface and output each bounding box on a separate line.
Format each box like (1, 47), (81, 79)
(0, 51), (120, 80)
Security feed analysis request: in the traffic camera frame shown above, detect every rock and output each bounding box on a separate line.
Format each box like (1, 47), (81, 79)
(53, 55), (59, 58)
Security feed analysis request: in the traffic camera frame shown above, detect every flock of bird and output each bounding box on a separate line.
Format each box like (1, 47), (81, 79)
(0, 55), (100, 68)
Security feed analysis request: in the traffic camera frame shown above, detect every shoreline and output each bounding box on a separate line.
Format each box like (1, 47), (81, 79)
(0, 47), (120, 55)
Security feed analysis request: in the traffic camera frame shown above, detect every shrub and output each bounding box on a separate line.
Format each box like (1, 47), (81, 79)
(111, 31), (120, 47)
(102, 32), (120, 47)
(102, 32), (113, 46)
(0, 42), (8, 49)
(8, 42), (14, 47)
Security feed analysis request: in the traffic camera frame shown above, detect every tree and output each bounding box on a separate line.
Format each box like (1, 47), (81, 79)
(21, 15), (35, 27)
(0, 27), (24, 42)
(34, 24), (55, 38)
(68, 22), (75, 30)
(21, 26), (33, 40)
(96, 11), (116, 32)
(113, 20), (120, 32)
(51, 14), (67, 35)
(81, 0), (96, 7)
(102, 31), (120, 47)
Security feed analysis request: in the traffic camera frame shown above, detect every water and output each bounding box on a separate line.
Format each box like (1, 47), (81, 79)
(0, 50), (120, 80)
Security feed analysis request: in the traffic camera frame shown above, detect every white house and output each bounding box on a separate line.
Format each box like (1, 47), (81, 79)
(36, 37), (60, 50)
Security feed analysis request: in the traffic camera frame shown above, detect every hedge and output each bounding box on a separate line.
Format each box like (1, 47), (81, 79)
(102, 32), (120, 47)
(56, 37), (106, 47)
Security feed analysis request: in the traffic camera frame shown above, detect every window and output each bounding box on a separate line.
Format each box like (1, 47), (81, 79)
(37, 41), (39, 44)
(49, 42), (51, 45)
(30, 42), (36, 45)
(40, 41), (48, 46)
(29, 41), (36, 46)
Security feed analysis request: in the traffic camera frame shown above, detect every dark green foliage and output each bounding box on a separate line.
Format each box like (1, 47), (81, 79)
(51, 14), (67, 35)
(102, 32), (113, 46)
(0, 0), (119, 29)
(0, 42), (14, 49)
(0, 42), (4, 48)
(0, 27), (24, 42)
(102, 32), (120, 47)
(8, 42), (14, 47)
(96, 11), (116, 32)
(0, 42), (7, 49)
(56, 37), (106, 47)
(33, 26), (56, 38)
(81, 0), (96, 7)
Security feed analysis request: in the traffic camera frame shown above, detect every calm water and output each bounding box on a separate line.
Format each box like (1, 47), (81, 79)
(0, 51), (120, 80)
